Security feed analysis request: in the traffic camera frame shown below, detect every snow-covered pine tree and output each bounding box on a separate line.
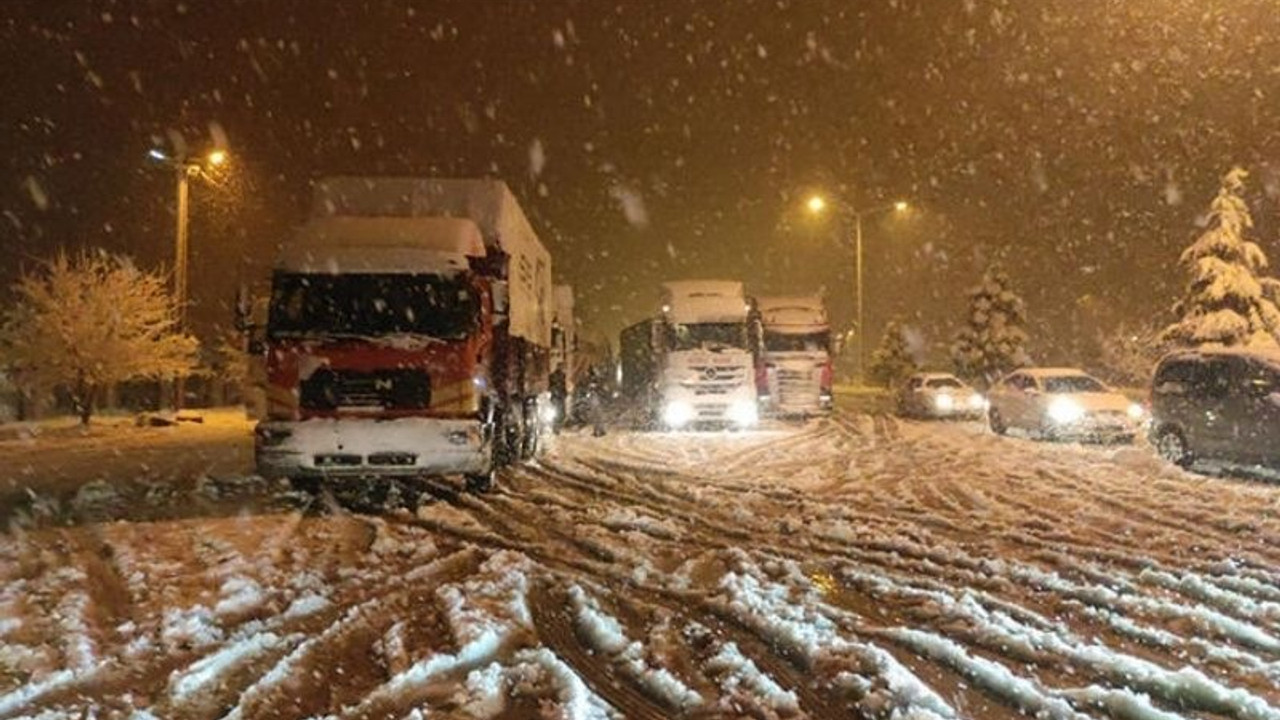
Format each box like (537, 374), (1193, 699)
(1163, 167), (1280, 349)
(951, 264), (1030, 387)
(867, 320), (918, 388)
(0, 250), (200, 424)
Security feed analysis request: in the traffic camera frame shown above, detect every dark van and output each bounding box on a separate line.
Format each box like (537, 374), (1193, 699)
(1148, 348), (1280, 469)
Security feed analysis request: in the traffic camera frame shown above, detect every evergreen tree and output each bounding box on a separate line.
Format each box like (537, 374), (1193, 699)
(1163, 167), (1280, 349)
(0, 250), (200, 425)
(951, 264), (1030, 387)
(867, 320), (918, 388)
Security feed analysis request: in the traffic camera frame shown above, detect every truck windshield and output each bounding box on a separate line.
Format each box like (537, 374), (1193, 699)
(764, 331), (829, 353)
(268, 272), (478, 340)
(666, 322), (746, 351)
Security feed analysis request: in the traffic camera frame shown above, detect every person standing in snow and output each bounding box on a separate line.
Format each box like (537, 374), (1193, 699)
(585, 365), (607, 437)
(549, 364), (567, 434)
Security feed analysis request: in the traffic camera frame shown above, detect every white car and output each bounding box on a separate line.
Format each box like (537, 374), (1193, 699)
(896, 372), (987, 419)
(986, 368), (1143, 442)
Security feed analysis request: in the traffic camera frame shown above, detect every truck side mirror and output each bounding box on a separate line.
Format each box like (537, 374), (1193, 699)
(492, 281), (510, 319)
(233, 288), (253, 332)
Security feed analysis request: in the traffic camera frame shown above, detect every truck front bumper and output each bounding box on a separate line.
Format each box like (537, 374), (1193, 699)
(255, 417), (490, 480)
(660, 386), (759, 428)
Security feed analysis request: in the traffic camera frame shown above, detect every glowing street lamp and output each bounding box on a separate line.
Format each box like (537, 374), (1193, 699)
(147, 146), (230, 409)
(806, 194), (910, 381)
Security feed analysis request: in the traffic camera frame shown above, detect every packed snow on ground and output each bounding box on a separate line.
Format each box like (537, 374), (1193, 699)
(2, 414), (1279, 718)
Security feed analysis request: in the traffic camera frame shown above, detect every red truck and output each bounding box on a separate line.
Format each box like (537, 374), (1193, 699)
(251, 177), (553, 496)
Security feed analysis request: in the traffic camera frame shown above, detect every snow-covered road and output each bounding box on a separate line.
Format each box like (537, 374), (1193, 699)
(2, 414), (1279, 719)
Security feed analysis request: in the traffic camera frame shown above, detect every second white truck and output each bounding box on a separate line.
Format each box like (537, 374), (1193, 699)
(757, 296), (833, 415)
(621, 280), (759, 429)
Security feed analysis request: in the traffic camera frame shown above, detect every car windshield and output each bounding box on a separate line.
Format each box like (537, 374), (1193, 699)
(925, 378), (963, 389)
(666, 322), (747, 351)
(764, 331), (828, 353)
(268, 272), (478, 341)
(1043, 375), (1107, 394)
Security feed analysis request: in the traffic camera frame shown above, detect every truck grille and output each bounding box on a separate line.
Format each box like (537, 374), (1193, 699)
(300, 368), (432, 410)
(776, 368), (821, 408)
(685, 365), (748, 395)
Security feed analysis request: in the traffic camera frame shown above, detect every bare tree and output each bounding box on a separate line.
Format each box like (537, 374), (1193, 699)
(0, 250), (199, 425)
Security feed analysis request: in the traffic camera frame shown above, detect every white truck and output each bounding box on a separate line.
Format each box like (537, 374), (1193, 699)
(757, 296), (833, 415)
(620, 280), (759, 429)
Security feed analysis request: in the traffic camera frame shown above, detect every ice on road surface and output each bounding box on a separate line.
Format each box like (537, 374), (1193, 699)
(1, 414), (1279, 718)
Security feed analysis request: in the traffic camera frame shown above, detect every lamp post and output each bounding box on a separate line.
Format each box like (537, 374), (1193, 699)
(806, 195), (909, 382)
(148, 147), (228, 410)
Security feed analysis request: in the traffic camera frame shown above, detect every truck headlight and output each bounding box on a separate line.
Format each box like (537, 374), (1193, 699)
(663, 400), (694, 428)
(1047, 397), (1085, 424)
(934, 394), (954, 411)
(1127, 402), (1144, 420)
(539, 404), (558, 424)
(968, 394), (988, 410)
(728, 398), (758, 427)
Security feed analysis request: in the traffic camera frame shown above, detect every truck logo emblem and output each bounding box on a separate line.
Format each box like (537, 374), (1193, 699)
(703, 367), (718, 380)
(375, 379), (393, 391)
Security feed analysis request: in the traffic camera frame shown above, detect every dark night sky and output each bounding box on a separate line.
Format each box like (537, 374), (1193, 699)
(3, 0), (1280, 366)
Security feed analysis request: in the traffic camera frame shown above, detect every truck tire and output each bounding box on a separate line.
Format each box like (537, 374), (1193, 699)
(465, 471), (494, 494)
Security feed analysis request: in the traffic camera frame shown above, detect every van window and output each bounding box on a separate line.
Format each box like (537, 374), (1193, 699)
(1153, 359), (1197, 395)
(1190, 359), (1233, 399)
(1238, 359), (1280, 396)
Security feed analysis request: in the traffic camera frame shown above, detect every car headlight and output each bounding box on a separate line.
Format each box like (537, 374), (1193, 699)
(728, 398), (758, 427)
(968, 394), (988, 410)
(662, 400), (694, 428)
(1127, 402), (1144, 420)
(934, 394), (955, 411)
(1047, 397), (1085, 424)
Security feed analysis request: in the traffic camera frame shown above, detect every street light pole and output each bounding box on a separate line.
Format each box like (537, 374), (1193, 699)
(805, 195), (908, 385)
(853, 210), (865, 381)
(150, 147), (227, 411)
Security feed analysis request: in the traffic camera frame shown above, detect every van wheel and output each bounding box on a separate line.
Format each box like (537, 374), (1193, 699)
(1155, 427), (1193, 468)
(988, 408), (1007, 436)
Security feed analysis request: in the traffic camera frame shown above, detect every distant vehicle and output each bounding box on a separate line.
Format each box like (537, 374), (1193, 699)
(619, 280), (759, 429)
(896, 372), (986, 419)
(757, 296), (833, 416)
(249, 177), (554, 495)
(987, 367), (1142, 442)
(1148, 348), (1280, 469)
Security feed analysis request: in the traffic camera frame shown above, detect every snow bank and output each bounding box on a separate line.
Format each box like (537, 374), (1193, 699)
(717, 565), (955, 718)
(568, 585), (702, 710)
(453, 648), (616, 720)
(699, 635), (799, 719)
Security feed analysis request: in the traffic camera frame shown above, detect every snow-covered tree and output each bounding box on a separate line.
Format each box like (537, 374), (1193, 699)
(1163, 167), (1280, 349)
(951, 264), (1030, 387)
(0, 250), (199, 425)
(1096, 323), (1166, 387)
(867, 320), (918, 388)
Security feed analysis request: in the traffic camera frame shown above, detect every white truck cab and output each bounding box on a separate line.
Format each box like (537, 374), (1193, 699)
(757, 296), (833, 415)
(656, 281), (759, 428)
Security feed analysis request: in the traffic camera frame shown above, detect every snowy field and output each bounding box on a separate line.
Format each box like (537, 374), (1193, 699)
(2, 413), (1279, 719)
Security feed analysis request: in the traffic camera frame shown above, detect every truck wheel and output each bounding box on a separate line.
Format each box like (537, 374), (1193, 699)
(494, 406), (521, 468)
(465, 472), (494, 494)
(289, 476), (321, 496)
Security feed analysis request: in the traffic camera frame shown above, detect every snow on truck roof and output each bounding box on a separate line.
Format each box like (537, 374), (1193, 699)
(757, 296), (828, 331)
(311, 176), (540, 256)
(278, 216), (486, 274)
(660, 280), (748, 324)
